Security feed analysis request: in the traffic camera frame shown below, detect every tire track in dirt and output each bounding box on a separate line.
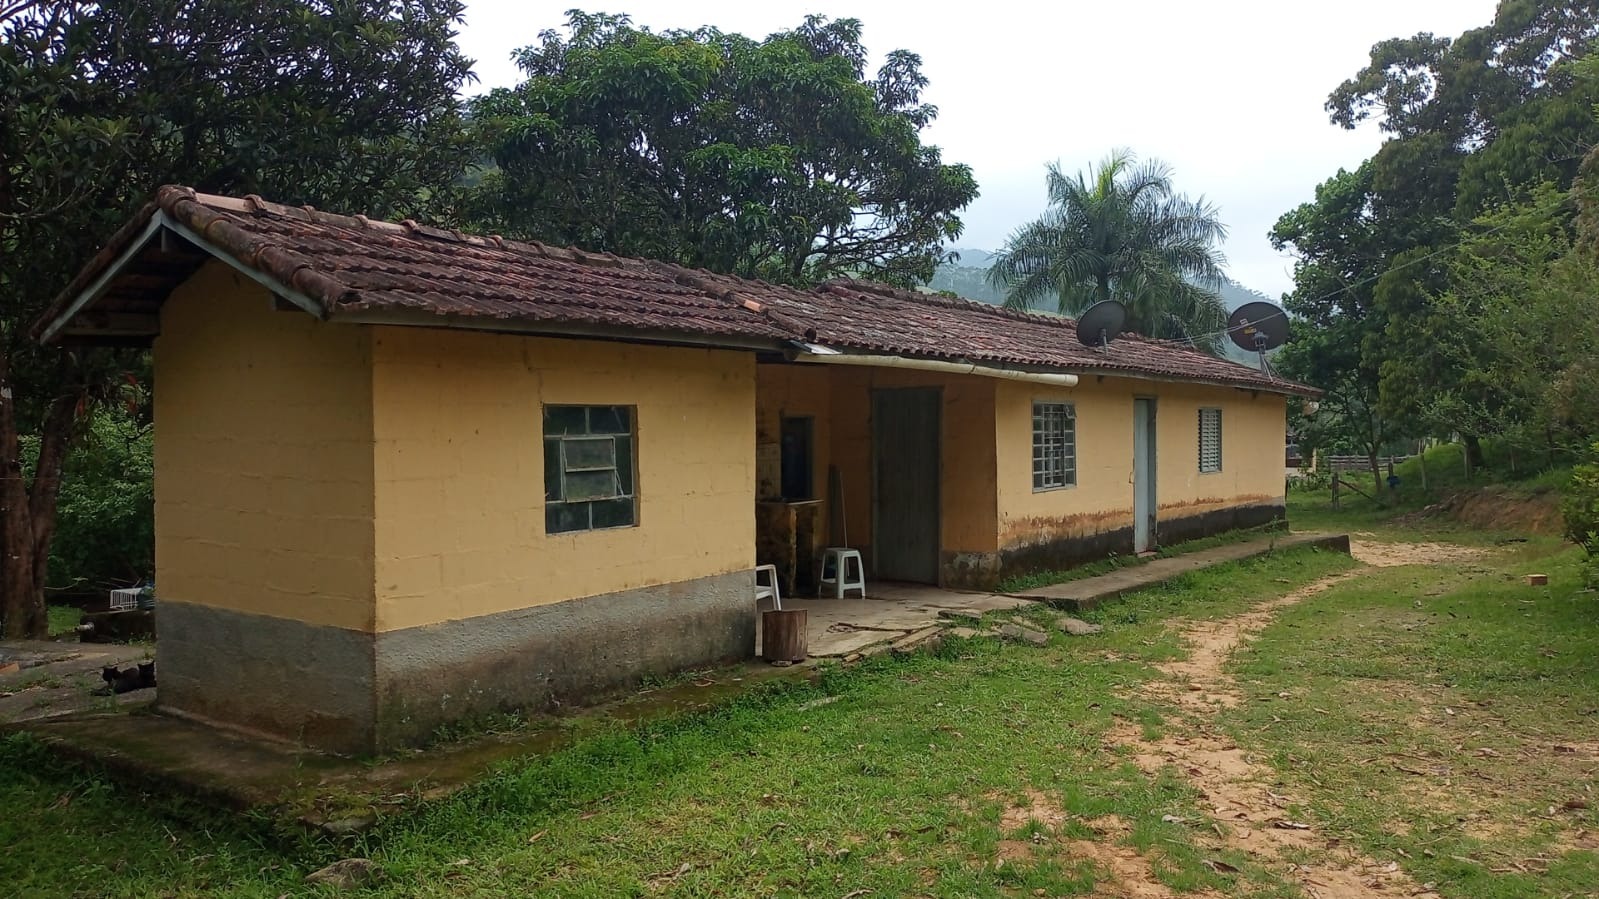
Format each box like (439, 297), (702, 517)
(1106, 540), (1488, 899)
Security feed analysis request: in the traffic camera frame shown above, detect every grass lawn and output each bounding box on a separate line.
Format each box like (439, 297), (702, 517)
(994, 521), (1291, 594)
(1286, 482), (1557, 546)
(4, 521), (1595, 898)
(0, 546), (1355, 898)
(47, 604), (84, 638)
(1225, 542), (1599, 898)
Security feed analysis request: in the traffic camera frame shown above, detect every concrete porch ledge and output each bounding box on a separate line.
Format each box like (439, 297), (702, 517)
(1005, 531), (1353, 611)
(758, 582), (1034, 659)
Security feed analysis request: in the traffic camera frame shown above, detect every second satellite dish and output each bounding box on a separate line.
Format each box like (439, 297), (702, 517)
(1076, 300), (1127, 349)
(1227, 301), (1288, 353)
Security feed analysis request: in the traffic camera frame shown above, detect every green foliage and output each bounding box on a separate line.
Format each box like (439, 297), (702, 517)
(0, 0), (475, 636)
(1560, 447), (1599, 585)
(44, 411), (153, 590)
(1421, 187), (1599, 458)
(1280, 6), (1599, 473)
(469, 12), (976, 286)
(46, 605), (82, 637)
(993, 522), (1290, 593)
(1272, 165), (1401, 471)
(987, 150), (1229, 348)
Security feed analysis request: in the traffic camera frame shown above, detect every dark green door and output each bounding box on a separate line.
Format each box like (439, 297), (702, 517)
(872, 387), (941, 583)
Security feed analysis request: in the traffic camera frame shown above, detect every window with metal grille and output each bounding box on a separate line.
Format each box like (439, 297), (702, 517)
(1032, 402), (1076, 490)
(1198, 407), (1223, 473)
(543, 405), (637, 533)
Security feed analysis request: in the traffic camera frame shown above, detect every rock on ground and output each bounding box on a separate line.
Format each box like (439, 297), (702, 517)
(305, 858), (381, 890)
(1058, 617), (1104, 636)
(997, 623), (1050, 646)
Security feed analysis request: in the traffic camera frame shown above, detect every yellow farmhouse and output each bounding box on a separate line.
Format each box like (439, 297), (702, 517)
(39, 187), (1316, 754)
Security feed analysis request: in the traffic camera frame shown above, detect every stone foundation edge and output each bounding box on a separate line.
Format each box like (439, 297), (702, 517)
(941, 502), (1289, 590)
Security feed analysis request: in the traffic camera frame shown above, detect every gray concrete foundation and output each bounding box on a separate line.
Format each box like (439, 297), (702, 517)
(157, 599), (377, 753)
(373, 570), (755, 748)
(157, 570), (757, 755)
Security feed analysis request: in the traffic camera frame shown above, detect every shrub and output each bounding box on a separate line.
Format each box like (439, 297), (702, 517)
(46, 411), (153, 590)
(1560, 446), (1599, 587)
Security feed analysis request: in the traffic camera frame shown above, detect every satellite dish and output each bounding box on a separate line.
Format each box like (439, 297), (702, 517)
(1075, 300), (1127, 349)
(1227, 301), (1288, 353)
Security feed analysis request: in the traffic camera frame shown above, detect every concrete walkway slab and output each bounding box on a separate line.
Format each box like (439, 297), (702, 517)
(1008, 531), (1352, 611)
(759, 582), (1031, 658)
(0, 641), (153, 724)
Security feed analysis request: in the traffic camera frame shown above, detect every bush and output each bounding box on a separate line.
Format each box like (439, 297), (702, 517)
(46, 411), (153, 591)
(1292, 466), (1332, 492)
(1560, 447), (1599, 587)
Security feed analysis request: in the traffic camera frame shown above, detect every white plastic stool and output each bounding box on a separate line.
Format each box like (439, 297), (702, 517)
(817, 547), (865, 599)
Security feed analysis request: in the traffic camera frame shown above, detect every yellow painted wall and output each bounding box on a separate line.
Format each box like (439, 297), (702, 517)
(994, 376), (1286, 552)
(1150, 383), (1287, 517)
(754, 364), (832, 501)
(995, 379), (1136, 550)
(154, 262), (376, 631)
(371, 330), (755, 632)
(823, 367), (999, 563)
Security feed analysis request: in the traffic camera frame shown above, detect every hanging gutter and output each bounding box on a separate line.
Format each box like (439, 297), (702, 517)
(793, 345), (1079, 387)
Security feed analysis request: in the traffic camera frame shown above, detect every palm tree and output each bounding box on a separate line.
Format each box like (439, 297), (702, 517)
(987, 150), (1230, 349)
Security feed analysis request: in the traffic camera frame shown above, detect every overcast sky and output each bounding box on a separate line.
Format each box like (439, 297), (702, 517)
(456, 1), (1499, 297)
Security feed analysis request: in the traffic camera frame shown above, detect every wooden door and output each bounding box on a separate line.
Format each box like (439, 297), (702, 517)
(872, 388), (941, 583)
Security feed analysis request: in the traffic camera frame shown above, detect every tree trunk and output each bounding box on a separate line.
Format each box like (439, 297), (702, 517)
(1463, 435), (1484, 476)
(1, 348), (30, 638)
(0, 347), (82, 639)
(1368, 449), (1382, 501)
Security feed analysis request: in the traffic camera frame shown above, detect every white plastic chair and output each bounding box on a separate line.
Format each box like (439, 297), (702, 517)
(754, 564), (782, 610)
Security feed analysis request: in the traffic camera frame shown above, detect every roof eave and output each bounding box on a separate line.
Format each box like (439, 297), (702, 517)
(328, 307), (791, 354)
(1073, 365), (1320, 399)
(33, 206), (163, 344)
(34, 208), (328, 346)
(796, 341), (1318, 398)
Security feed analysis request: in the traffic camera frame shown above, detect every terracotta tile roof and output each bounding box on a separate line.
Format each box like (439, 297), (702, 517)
(717, 276), (1311, 394)
(39, 186), (1316, 396)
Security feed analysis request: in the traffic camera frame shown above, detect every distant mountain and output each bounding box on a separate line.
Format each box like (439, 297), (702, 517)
(943, 247), (997, 269)
(923, 250), (1280, 363)
(1213, 279), (1275, 312)
(926, 252), (1006, 304)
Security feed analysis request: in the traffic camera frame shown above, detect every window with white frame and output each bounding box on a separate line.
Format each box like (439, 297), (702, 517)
(1032, 402), (1076, 489)
(543, 405), (637, 533)
(1198, 407), (1223, 473)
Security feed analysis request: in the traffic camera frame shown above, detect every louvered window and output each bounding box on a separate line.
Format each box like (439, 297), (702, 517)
(1198, 408), (1223, 473)
(1032, 402), (1076, 490)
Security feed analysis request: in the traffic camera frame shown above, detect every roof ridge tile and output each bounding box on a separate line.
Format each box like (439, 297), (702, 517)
(824, 277), (1082, 331)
